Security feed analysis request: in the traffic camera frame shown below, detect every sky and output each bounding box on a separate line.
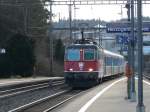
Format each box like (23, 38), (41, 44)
(52, 4), (150, 22)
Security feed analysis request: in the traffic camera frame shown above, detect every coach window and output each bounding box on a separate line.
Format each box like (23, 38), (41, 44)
(84, 49), (95, 60)
(67, 49), (80, 61)
(106, 57), (112, 66)
(113, 58), (118, 66)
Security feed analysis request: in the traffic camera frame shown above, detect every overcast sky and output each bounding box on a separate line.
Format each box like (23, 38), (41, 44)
(52, 4), (150, 22)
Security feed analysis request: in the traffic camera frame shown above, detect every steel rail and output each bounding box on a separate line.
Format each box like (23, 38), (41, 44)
(8, 90), (69, 112)
(8, 76), (123, 112)
(9, 89), (83, 112)
(16, 76), (123, 112)
(0, 80), (65, 99)
(43, 90), (83, 112)
(0, 82), (48, 95)
(0, 85), (49, 99)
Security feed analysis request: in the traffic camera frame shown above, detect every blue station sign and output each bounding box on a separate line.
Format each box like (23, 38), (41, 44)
(106, 22), (150, 33)
(122, 45), (128, 51)
(116, 35), (129, 45)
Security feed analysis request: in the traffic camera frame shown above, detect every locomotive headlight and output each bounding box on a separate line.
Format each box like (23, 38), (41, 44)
(88, 68), (93, 72)
(69, 68), (73, 71)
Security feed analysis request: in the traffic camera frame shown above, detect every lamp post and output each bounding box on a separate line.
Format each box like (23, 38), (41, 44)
(126, 1), (132, 99)
(74, 5), (79, 28)
(130, 0), (136, 102)
(69, 1), (72, 42)
(49, 1), (53, 76)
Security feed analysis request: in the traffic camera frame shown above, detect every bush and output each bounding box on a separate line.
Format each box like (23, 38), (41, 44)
(3, 33), (35, 77)
(0, 53), (11, 78)
(54, 39), (65, 62)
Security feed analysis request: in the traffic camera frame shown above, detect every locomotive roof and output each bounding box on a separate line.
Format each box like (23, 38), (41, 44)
(66, 44), (100, 49)
(103, 49), (124, 58)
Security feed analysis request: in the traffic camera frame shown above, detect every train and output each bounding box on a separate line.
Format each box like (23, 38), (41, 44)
(143, 46), (150, 77)
(64, 39), (125, 87)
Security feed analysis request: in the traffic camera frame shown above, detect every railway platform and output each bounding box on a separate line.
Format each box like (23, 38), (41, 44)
(80, 77), (150, 112)
(51, 77), (150, 112)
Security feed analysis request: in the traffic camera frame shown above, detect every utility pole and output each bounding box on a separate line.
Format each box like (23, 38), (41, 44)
(130, 0), (136, 102)
(59, 12), (61, 22)
(69, 2), (72, 42)
(81, 28), (84, 42)
(74, 4), (76, 28)
(136, 0), (145, 110)
(24, 6), (28, 35)
(126, 1), (131, 99)
(49, 1), (53, 76)
(98, 18), (102, 46)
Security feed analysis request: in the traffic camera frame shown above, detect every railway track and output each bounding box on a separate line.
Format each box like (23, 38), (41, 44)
(8, 75), (123, 112)
(0, 79), (65, 99)
(4, 74), (149, 112)
(0, 78), (68, 112)
(8, 89), (85, 112)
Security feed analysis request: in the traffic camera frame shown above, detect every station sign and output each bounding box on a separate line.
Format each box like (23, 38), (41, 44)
(106, 22), (150, 33)
(122, 45), (128, 51)
(116, 35), (129, 45)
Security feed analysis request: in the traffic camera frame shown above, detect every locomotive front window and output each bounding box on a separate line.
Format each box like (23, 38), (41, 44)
(84, 49), (95, 60)
(67, 49), (80, 61)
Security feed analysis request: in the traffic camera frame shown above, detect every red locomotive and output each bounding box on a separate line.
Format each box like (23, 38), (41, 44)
(64, 39), (124, 87)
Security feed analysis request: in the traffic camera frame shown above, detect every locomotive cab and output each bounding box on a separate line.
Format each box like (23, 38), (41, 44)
(64, 43), (102, 87)
(64, 39), (124, 88)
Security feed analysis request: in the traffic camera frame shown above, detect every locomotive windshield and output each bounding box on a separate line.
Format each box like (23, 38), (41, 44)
(67, 49), (80, 61)
(84, 49), (95, 60)
(66, 45), (98, 61)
